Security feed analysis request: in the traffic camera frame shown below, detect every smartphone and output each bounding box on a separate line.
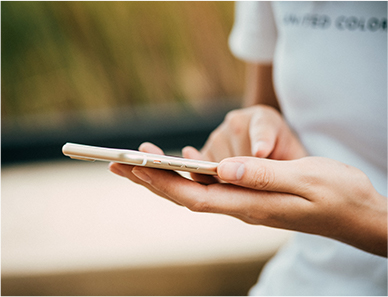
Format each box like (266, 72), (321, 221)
(62, 142), (218, 175)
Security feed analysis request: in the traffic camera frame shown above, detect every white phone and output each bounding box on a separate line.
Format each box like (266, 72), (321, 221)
(62, 142), (218, 175)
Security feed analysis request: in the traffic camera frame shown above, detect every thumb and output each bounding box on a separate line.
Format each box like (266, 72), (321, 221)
(217, 157), (304, 196)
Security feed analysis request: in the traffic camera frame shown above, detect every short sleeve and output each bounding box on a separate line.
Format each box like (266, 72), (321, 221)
(228, 1), (277, 63)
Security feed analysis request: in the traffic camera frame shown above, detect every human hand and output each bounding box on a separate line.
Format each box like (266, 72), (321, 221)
(109, 142), (183, 206)
(110, 150), (387, 257)
(196, 105), (307, 162)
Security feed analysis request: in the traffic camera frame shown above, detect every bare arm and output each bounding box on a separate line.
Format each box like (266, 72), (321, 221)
(109, 63), (387, 258)
(243, 63), (280, 111)
(110, 146), (387, 258)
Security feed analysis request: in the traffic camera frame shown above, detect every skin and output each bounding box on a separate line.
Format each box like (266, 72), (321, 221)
(109, 63), (387, 257)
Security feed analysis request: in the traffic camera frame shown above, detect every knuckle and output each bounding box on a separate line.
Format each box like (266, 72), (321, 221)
(188, 199), (213, 213)
(205, 129), (225, 149)
(251, 105), (282, 124)
(257, 211), (278, 225)
(224, 110), (245, 132)
(296, 157), (322, 183)
(257, 104), (280, 116)
(246, 208), (272, 223)
(224, 109), (242, 123)
(207, 129), (221, 142)
(244, 200), (280, 225)
(350, 167), (372, 197)
(249, 166), (275, 190)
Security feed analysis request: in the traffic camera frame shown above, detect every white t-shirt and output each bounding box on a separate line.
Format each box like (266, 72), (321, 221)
(229, 1), (387, 295)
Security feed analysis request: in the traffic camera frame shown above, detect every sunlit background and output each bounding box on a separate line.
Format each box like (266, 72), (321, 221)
(2, 1), (245, 163)
(2, 2), (292, 295)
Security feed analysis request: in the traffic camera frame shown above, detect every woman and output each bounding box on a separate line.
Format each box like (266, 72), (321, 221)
(110, 2), (387, 295)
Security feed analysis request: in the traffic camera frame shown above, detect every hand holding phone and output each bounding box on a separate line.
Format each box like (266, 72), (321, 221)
(62, 143), (218, 175)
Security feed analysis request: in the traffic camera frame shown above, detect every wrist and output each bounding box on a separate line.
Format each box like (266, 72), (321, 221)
(368, 192), (387, 256)
(339, 192), (387, 257)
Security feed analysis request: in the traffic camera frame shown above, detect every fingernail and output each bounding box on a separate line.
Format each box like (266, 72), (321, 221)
(109, 163), (126, 177)
(252, 141), (268, 156)
(218, 161), (245, 181)
(132, 168), (152, 183)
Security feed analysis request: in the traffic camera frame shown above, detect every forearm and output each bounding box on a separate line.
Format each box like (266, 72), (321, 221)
(243, 63), (280, 111)
(338, 192), (387, 257)
(354, 194), (387, 257)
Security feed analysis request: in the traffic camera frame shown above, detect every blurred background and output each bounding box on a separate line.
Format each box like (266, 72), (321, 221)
(2, 2), (293, 296)
(2, 1), (245, 163)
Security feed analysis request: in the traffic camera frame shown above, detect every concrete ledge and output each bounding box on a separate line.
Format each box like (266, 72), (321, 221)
(2, 159), (292, 295)
(2, 258), (274, 296)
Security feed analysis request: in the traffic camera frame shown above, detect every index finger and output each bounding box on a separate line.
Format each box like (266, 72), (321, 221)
(249, 107), (281, 158)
